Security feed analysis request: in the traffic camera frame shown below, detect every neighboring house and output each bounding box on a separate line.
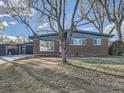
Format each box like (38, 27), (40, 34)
(29, 30), (113, 57)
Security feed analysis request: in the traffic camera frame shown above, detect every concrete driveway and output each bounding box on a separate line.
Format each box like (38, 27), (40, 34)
(0, 55), (31, 64)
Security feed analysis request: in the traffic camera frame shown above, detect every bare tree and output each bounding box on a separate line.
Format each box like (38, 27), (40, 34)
(0, 36), (4, 44)
(98, 0), (124, 40)
(27, 0), (79, 64)
(0, 20), (6, 32)
(29, 0), (96, 64)
(15, 35), (32, 44)
(6, 0), (37, 35)
(15, 36), (21, 44)
(1, 36), (11, 44)
(80, 0), (106, 33)
(5, 0), (94, 64)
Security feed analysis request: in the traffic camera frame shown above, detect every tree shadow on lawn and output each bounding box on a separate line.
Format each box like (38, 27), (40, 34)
(4, 61), (123, 93)
(33, 56), (123, 65)
(41, 58), (61, 63)
(44, 57), (124, 66)
(72, 57), (124, 65)
(11, 62), (94, 93)
(31, 59), (124, 78)
(19, 58), (124, 79)
(1, 58), (124, 92)
(68, 63), (124, 79)
(27, 58), (124, 79)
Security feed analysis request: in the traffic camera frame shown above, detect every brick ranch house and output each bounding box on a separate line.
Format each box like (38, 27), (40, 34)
(29, 30), (113, 57)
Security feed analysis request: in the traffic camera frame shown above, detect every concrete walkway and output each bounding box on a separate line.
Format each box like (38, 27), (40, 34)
(0, 55), (31, 64)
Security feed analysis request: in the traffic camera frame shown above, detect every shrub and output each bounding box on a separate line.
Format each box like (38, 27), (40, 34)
(109, 40), (124, 56)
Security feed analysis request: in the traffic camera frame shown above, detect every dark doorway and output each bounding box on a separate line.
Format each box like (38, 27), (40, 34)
(26, 45), (33, 54)
(0, 46), (5, 55)
(8, 48), (17, 55)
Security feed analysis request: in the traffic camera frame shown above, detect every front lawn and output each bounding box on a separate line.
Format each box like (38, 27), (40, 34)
(0, 57), (124, 93)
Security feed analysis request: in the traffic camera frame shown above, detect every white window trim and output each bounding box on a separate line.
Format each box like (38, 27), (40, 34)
(93, 38), (102, 46)
(71, 38), (86, 45)
(40, 40), (54, 52)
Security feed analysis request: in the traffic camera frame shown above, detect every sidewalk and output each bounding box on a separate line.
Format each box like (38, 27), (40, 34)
(0, 55), (31, 64)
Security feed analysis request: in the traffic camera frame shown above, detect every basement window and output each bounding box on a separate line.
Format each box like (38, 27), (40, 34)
(40, 40), (54, 51)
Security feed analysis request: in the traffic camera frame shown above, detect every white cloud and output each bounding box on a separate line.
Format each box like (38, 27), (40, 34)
(0, 14), (10, 17)
(0, 1), (5, 6)
(83, 27), (95, 31)
(104, 22), (124, 41)
(2, 21), (8, 27)
(0, 34), (16, 40)
(38, 23), (48, 29)
(104, 24), (113, 29)
(10, 21), (17, 25)
(104, 23), (115, 33)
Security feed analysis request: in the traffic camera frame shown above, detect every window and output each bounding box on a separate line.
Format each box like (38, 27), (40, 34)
(40, 40), (54, 51)
(71, 38), (86, 45)
(93, 38), (101, 46)
(21, 46), (26, 54)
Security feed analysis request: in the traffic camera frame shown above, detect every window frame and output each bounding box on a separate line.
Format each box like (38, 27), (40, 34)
(71, 38), (86, 45)
(93, 38), (102, 46)
(40, 40), (54, 52)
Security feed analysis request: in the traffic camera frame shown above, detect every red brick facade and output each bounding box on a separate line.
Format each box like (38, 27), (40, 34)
(33, 37), (109, 57)
(33, 38), (40, 54)
(33, 39), (60, 57)
(68, 38), (108, 56)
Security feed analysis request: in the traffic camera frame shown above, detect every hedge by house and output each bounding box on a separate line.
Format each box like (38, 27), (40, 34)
(109, 40), (124, 56)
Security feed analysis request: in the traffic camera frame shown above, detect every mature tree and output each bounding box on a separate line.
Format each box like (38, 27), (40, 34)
(80, 0), (106, 33)
(0, 20), (6, 31)
(15, 35), (32, 44)
(4, 0), (94, 64)
(29, 0), (95, 64)
(6, 0), (37, 35)
(1, 36), (10, 44)
(0, 36), (4, 44)
(31, 0), (80, 64)
(98, 0), (124, 40)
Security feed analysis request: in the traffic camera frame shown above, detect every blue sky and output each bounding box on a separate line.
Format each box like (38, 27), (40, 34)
(0, 0), (111, 36)
(0, 16), (32, 36)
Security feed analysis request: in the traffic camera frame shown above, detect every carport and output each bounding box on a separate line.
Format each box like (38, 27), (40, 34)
(0, 43), (33, 56)
(0, 44), (20, 55)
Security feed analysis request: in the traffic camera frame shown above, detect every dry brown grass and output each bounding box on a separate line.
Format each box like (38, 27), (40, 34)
(0, 57), (124, 93)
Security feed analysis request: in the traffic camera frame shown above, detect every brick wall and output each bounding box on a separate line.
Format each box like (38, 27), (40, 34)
(68, 37), (108, 56)
(33, 38), (40, 54)
(33, 37), (109, 57)
(33, 39), (60, 56)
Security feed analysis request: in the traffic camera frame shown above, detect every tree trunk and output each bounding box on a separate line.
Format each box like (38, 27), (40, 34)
(115, 23), (122, 41)
(61, 39), (68, 64)
(60, 31), (72, 64)
(62, 46), (67, 64)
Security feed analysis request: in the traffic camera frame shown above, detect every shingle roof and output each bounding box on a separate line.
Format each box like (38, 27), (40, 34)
(76, 30), (114, 37)
(29, 30), (114, 40)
